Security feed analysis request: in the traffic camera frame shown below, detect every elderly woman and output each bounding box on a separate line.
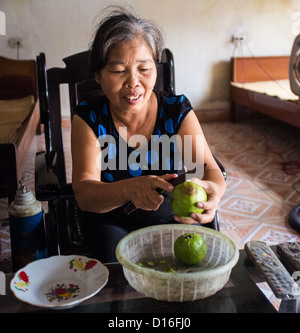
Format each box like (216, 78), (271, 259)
(71, 8), (226, 261)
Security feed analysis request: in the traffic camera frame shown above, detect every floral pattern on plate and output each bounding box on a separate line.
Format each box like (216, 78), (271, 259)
(13, 271), (31, 292)
(45, 283), (80, 302)
(69, 258), (97, 272)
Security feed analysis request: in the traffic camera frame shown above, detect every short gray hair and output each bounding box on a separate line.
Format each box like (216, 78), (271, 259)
(89, 7), (164, 75)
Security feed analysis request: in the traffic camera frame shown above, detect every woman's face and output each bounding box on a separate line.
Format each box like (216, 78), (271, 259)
(97, 36), (157, 114)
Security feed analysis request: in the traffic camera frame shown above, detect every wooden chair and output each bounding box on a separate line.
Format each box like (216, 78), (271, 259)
(35, 49), (224, 257)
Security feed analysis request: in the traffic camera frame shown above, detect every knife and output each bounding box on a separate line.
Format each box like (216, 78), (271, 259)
(123, 164), (206, 215)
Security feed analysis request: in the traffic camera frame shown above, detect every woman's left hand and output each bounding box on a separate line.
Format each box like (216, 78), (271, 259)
(173, 178), (222, 225)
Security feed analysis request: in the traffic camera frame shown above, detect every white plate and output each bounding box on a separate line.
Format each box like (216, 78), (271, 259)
(10, 255), (109, 309)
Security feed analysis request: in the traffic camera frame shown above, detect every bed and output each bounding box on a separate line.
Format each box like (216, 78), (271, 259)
(0, 56), (40, 203)
(230, 56), (300, 129)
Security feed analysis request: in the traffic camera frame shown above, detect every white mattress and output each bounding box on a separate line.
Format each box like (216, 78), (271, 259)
(231, 79), (300, 101)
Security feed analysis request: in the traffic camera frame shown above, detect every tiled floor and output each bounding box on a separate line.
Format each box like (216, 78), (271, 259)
(0, 113), (299, 310)
(203, 116), (300, 249)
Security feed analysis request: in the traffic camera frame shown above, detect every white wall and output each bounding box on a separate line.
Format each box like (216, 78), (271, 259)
(1, 0), (300, 115)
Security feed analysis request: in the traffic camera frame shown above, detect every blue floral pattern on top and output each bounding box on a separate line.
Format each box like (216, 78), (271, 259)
(74, 91), (192, 183)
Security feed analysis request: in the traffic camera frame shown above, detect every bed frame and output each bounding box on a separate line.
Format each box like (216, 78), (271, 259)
(230, 56), (300, 129)
(0, 56), (40, 203)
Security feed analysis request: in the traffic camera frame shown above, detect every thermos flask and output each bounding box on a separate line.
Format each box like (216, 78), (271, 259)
(8, 180), (48, 272)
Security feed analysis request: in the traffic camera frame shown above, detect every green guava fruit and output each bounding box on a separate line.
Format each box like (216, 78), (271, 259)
(174, 233), (207, 265)
(170, 181), (207, 218)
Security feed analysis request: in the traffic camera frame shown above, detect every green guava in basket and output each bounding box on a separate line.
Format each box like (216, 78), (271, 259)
(174, 233), (207, 265)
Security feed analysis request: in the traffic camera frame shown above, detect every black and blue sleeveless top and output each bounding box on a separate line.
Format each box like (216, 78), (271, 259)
(74, 90), (193, 227)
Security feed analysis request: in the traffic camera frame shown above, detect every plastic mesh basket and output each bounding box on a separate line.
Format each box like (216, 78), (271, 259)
(116, 224), (239, 302)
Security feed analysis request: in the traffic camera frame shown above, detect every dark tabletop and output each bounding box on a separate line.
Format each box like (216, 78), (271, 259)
(1, 249), (290, 314)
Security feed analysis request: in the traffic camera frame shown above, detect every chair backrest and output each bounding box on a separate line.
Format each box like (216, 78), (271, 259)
(36, 49), (175, 188)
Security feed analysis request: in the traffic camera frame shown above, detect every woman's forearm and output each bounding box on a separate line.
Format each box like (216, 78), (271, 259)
(73, 173), (177, 214)
(73, 179), (131, 213)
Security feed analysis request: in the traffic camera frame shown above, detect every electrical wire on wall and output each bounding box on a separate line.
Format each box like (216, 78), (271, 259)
(16, 40), (20, 60)
(7, 37), (22, 60)
(231, 37), (255, 115)
(233, 37), (293, 95)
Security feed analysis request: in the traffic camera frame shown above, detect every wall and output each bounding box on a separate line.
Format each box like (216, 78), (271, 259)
(1, 0), (300, 116)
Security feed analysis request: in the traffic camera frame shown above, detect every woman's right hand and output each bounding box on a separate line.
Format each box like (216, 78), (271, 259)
(128, 173), (178, 211)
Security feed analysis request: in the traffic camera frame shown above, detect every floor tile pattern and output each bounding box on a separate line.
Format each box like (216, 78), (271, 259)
(201, 117), (300, 250)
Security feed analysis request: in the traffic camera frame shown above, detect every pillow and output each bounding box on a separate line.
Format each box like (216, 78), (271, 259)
(0, 95), (35, 143)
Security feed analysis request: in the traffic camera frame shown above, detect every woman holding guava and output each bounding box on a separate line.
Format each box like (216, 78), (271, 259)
(71, 7), (226, 261)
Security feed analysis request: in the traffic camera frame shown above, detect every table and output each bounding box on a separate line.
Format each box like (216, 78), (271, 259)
(0, 249), (298, 314)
